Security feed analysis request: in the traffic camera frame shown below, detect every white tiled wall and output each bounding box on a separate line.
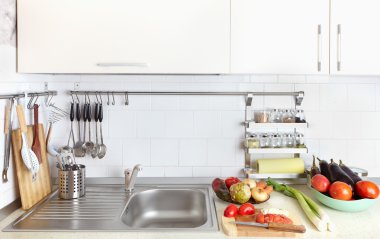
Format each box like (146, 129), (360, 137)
(2, 43), (380, 208)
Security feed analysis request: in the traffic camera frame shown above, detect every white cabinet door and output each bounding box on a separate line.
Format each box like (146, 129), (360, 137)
(331, 0), (380, 75)
(17, 0), (230, 74)
(231, 0), (329, 74)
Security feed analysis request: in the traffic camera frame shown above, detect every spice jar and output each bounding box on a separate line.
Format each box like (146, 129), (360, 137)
(282, 109), (295, 123)
(269, 109), (282, 123)
(283, 133), (296, 148)
(295, 109), (306, 123)
(270, 133), (282, 148)
(259, 133), (270, 148)
(296, 133), (305, 148)
(254, 109), (270, 123)
(246, 134), (260, 149)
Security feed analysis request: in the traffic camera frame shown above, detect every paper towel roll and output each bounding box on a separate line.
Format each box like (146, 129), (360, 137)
(257, 158), (305, 174)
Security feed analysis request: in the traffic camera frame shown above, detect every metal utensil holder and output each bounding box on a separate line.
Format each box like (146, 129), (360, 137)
(58, 165), (85, 199)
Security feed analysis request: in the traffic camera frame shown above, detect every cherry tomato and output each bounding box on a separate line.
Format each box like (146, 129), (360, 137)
(355, 181), (380, 199)
(238, 203), (255, 215)
(225, 177), (241, 190)
(311, 174), (331, 193)
(224, 204), (238, 218)
(329, 181), (352, 200)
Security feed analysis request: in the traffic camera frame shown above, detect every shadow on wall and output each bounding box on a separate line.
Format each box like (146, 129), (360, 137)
(0, 0), (16, 46)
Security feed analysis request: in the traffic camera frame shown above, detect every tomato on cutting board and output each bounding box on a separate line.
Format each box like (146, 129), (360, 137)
(255, 212), (293, 225)
(238, 203), (255, 216)
(224, 204), (238, 218)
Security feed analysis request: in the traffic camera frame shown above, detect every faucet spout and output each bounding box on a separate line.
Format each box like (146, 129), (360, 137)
(124, 164), (142, 192)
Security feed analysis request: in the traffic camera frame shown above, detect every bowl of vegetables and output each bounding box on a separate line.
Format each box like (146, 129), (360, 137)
(211, 177), (273, 204)
(308, 157), (379, 212)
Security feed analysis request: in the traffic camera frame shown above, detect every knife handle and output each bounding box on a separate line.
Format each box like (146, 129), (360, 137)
(268, 223), (306, 233)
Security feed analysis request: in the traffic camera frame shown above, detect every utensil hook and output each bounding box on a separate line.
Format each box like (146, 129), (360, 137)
(125, 92), (129, 106)
(74, 92), (80, 104)
(112, 92), (115, 105)
(107, 92), (110, 106)
(95, 92), (100, 104)
(27, 94), (39, 109)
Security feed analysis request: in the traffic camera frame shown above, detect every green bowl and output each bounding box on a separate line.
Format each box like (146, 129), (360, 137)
(310, 187), (378, 212)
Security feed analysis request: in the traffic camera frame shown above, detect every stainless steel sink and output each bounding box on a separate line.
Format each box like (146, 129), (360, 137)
(3, 184), (218, 231)
(122, 189), (208, 228)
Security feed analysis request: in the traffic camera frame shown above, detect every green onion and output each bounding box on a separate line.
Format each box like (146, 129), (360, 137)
(267, 178), (334, 232)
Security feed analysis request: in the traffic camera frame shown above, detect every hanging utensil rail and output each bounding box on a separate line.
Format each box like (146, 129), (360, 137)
(0, 91), (57, 100)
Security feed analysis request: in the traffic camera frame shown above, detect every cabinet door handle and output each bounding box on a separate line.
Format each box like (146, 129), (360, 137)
(96, 62), (149, 67)
(317, 24), (322, 72)
(337, 24), (342, 71)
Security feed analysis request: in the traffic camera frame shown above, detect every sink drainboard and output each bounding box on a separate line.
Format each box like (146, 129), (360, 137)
(31, 191), (126, 220)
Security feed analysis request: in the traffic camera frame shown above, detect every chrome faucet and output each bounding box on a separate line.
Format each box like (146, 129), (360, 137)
(124, 164), (142, 192)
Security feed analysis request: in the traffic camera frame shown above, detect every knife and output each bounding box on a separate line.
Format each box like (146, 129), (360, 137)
(231, 221), (306, 233)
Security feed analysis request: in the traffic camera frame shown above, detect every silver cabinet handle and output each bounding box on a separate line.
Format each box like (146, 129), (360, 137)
(337, 24), (342, 71)
(96, 62), (149, 67)
(317, 24), (322, 72)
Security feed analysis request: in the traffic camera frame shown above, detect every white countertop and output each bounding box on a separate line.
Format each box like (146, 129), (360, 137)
(1, 185), (379, 239)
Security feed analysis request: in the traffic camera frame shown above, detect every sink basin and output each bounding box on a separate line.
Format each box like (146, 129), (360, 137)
(122, 189), (207, 228)
(3, 184), (218, 231)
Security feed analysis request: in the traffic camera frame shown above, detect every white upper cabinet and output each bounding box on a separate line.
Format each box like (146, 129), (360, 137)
(17, 0), (230, 74)
(231, 0), (329, 74)
(330, 0), (380, 75)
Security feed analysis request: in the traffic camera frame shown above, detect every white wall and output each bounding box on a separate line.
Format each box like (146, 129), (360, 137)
(2, 2), (380, 208)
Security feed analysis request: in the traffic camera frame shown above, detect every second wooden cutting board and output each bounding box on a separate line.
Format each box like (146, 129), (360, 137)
(221, 210), (304, 238)
(12, 124), (52, 210)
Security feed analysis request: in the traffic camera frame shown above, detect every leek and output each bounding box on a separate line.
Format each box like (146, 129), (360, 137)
(267, 178), (334, 232)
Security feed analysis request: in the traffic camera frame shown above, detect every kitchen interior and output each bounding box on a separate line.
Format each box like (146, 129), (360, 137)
(1, 0), (380, 238)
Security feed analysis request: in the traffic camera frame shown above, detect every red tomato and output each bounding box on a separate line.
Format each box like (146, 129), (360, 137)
(225, 177), (241, 190)
(224, 204), (238, 218)
(355, 181), (380, 199)
(238, 203), (255, 215)
(256, 212), (265, 224)
(311, 174), (331, 193)
(329, 181), (352, 200)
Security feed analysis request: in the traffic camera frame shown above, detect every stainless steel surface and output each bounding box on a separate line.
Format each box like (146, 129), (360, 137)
(74, 103), (86, 157)
(230, 221), (267, 228)
(124, 165), (142, 192)
(58, 165), (85, 199)
(122, 189), (207, 228)
(2, 98), (14, 183)
(0, 91), (57, 100)
(97, 103), (106, 159)
(337, 24), (342, 71)
(4, 184), (218, 232)
(70, 90), (304, 97)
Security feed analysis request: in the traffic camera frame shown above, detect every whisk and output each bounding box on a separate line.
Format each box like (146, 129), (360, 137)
(46, 102), (69, 147)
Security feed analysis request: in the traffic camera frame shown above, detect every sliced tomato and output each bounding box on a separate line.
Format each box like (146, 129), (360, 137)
(256, 212), (265, 224)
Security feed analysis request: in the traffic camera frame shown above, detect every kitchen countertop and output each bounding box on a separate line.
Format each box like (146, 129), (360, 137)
(0, 185), (379, 239)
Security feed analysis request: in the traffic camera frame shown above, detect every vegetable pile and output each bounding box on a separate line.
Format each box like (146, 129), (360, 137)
(267, 178), (335, 232)
(310, 156), (379, 200)
(212, 177), (273, 204)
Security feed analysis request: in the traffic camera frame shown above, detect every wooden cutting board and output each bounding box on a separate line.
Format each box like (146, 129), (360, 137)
(221, 210), (304, 238)
(11, 124), (52, 210)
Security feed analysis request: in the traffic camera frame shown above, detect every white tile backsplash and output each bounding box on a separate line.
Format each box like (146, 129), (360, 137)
(2, 44), (380, 210)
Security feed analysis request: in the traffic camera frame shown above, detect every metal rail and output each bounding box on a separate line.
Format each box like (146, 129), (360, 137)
(70, 90), (304, 97)
(0, 91), (58, 100)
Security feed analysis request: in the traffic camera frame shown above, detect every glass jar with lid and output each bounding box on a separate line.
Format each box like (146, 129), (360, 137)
(295, 109), (306, 123)
(245, 134), (260, 149)
(296, 133), (305, 148)
(282, 109), (295, 123)
(283, 133), (296, 148)
(269, 109), (282, 123)
(270, 133), (282, 148)
(259, 133), (270, 148)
